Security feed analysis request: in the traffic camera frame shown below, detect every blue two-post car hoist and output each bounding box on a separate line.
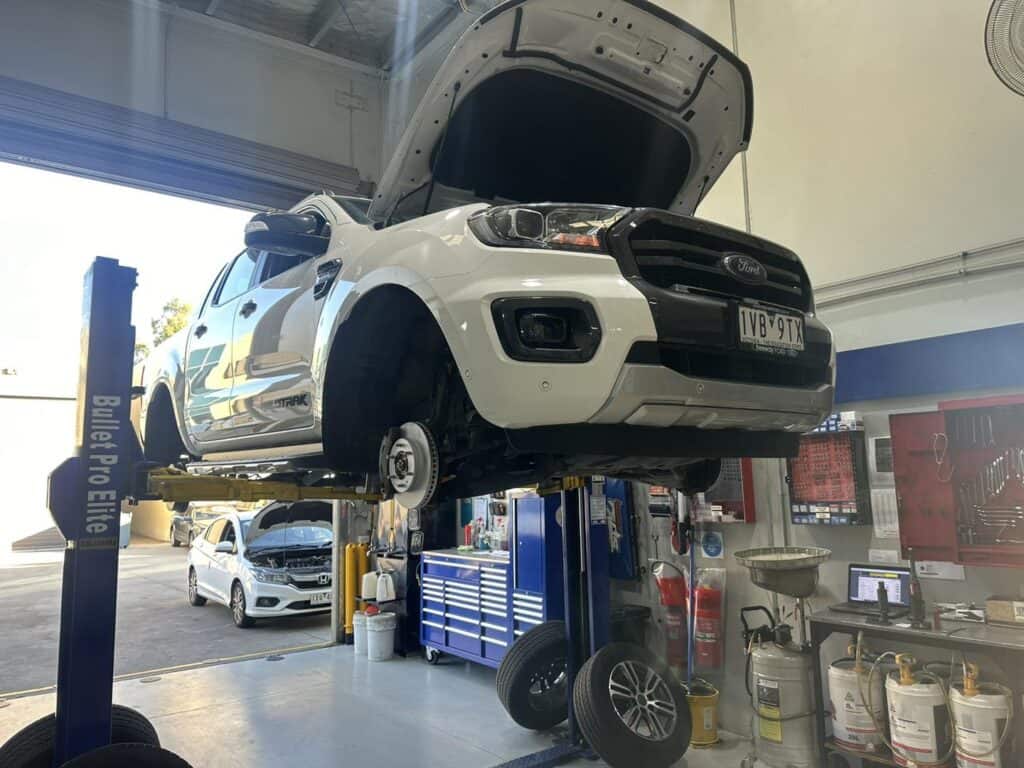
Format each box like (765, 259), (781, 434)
(0, 257), (691, 768)
(1, 258), (373, 767)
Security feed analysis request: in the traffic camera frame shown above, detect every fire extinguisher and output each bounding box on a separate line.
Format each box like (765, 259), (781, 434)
(693, 570), (724, 669)
(651, 561), (688, 672)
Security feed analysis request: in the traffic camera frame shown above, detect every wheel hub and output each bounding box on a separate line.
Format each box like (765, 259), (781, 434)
(607, 660), (678, 742)
(379, 422), (439, 509)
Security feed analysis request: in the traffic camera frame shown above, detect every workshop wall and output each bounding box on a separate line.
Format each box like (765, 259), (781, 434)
(624, 438), (1024, 737)
(0, 0), (384, 183)
(731, 0), (1024, 287)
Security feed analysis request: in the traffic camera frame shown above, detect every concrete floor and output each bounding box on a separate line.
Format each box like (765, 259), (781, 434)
(0, 645), (754, 768)
(0, 539), (330, 694)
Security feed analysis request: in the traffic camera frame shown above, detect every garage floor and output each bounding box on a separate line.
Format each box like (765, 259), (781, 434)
(0, 540), (330, 694)
(0, 645), (753, 767)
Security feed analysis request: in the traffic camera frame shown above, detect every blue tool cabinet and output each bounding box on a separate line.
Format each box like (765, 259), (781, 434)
(420, 492), (565, 667)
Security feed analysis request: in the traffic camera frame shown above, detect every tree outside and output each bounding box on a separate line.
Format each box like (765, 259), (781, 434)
(135, 298), (192, 362)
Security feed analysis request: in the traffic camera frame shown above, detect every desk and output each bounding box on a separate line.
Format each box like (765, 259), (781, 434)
(809, 609), (1024, 766)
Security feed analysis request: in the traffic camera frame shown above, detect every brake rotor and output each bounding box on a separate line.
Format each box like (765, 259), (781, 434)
(380, 422), (439, 509)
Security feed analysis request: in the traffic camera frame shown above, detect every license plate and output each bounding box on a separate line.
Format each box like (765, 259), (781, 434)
(738, 306), (804, 353)
(310, 591), (332, 606)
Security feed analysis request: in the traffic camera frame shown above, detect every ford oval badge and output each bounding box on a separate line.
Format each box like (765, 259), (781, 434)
(722, 253), (767, 285)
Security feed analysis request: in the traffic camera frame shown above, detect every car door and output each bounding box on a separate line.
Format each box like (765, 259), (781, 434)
(195, 518), (226, 599)
(229, 208), (339, 438)
(184, 249), (260, 445)
(208, 520), (240, 600)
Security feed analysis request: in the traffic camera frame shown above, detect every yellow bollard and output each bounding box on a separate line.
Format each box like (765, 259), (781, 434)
(344, 543), (357, 636)
(356, 542), (369, 611)
(687, 680), (720, 747)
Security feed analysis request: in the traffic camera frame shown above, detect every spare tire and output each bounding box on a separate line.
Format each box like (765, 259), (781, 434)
(573, 642), (691, 768)
(60, 743), (191, 767)
(0, 706), (160, 768)
(496, 620), (568, 731)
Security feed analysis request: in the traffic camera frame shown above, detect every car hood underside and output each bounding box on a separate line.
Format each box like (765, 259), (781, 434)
(372, 0), (752, 223)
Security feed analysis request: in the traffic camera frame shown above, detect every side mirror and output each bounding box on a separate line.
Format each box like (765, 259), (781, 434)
(214, 541), (234, 554)
(244, 211), (329, 255)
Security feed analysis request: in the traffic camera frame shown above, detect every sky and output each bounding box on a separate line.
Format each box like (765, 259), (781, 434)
(0, 160), (252, 395)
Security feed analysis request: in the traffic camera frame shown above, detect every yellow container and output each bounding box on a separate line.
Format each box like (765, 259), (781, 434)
(687, 681), (719, 747)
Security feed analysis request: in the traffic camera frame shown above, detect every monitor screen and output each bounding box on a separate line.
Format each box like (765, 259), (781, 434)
(848, 565), (911, 606)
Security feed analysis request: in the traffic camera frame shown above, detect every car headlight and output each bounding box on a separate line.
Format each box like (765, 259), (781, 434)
(251, 567), (289, 585)
(468, 204), (628, 253)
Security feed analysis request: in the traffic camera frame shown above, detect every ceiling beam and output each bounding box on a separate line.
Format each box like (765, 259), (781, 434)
(382, 5), (460, 72)
(308, 0), (353, 48)
(204, 0), (223, 15)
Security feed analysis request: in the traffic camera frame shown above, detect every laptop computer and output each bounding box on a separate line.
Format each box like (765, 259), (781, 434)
(830, 564), (911, 618)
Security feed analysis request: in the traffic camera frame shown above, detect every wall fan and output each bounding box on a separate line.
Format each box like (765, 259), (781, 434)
(986, 0), (1024, 96)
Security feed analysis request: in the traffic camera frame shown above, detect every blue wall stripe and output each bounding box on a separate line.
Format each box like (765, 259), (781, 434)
(834, 322), (1024, 404)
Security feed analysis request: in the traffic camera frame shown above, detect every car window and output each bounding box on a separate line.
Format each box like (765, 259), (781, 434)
(215, 249), (260, 305)
(204, 519), (226, 543)
(198, 264), (228, 318)
(221, 521), (237, 545)
(260, 251), (312, 283)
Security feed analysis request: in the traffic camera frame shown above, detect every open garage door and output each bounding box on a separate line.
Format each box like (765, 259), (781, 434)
(0, 74), (366, 211)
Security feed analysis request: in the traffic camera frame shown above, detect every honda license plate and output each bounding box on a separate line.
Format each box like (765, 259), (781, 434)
(738, 306), (804, 354)
(310, 591), (332, 606)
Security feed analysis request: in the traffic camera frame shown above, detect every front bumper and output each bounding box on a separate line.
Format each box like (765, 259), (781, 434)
(245, 579), (333, 617)
(589, 362), (833, 432)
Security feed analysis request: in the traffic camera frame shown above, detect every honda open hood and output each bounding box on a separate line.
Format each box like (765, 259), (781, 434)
(244, 501), (332, 545)
(371, 0), (752, 224)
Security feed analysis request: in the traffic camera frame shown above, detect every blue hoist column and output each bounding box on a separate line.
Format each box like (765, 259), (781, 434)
(46, 257), (140, 764)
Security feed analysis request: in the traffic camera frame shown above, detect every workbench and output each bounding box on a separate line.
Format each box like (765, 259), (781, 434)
(809, 608), (1024, 766)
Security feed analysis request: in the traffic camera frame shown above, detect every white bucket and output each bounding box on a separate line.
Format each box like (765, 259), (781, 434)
(366, 612), (398, 661)
(886, 673), (952, 767)
(353, 611), (368, 656)
(828, 659), (886, 753)
(950, 684), (1011, 768)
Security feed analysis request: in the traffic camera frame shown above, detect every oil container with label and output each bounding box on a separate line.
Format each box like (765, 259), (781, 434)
(750, 629), (817, 768)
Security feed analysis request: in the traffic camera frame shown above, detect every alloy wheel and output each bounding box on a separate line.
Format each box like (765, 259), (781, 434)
(232, 584), (245, 624)
(188, 571), (197, 602)
(607, 660), (678, 742)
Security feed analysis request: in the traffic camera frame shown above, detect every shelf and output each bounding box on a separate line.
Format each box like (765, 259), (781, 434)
(825, 738), (897, 766)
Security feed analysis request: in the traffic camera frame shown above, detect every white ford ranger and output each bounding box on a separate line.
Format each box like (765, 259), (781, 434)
(136, 0), (834, 507)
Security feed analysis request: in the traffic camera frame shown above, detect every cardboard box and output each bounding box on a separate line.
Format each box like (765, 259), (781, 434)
(985, 596), (1024, 626)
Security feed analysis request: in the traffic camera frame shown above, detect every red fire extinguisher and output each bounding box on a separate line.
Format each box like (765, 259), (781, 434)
(693, 571), (724, 669)
(652, 561), (688, 671)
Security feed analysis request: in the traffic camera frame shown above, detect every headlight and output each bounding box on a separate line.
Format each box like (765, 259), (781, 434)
(251, 567), (289, 585)
(468, 204), (628, 253)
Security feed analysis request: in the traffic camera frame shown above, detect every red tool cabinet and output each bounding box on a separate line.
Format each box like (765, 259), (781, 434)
(890, 394), (1024, 567)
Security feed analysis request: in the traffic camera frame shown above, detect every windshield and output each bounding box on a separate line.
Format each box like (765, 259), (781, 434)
(331, 196), (371, 224)
(246, 524), (331, 550)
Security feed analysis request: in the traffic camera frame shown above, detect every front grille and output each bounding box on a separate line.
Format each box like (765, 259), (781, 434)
(288, 574), (331, 590)
(629, 342), (831, 388)
(625, 218), (811, 312)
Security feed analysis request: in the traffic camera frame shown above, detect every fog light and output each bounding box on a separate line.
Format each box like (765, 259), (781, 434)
(518, 312), (569, 347)
(256, 597), (279, 607)
(491, 298), (601, 363)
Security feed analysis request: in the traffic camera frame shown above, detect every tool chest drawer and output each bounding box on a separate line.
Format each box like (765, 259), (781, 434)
(420, 552), (511, 668)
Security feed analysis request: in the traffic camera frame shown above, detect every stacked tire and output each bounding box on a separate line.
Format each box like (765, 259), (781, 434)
(497, 625), (692, 768)
(496, 621), (569, 731)
(0, 706), (192, 767)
